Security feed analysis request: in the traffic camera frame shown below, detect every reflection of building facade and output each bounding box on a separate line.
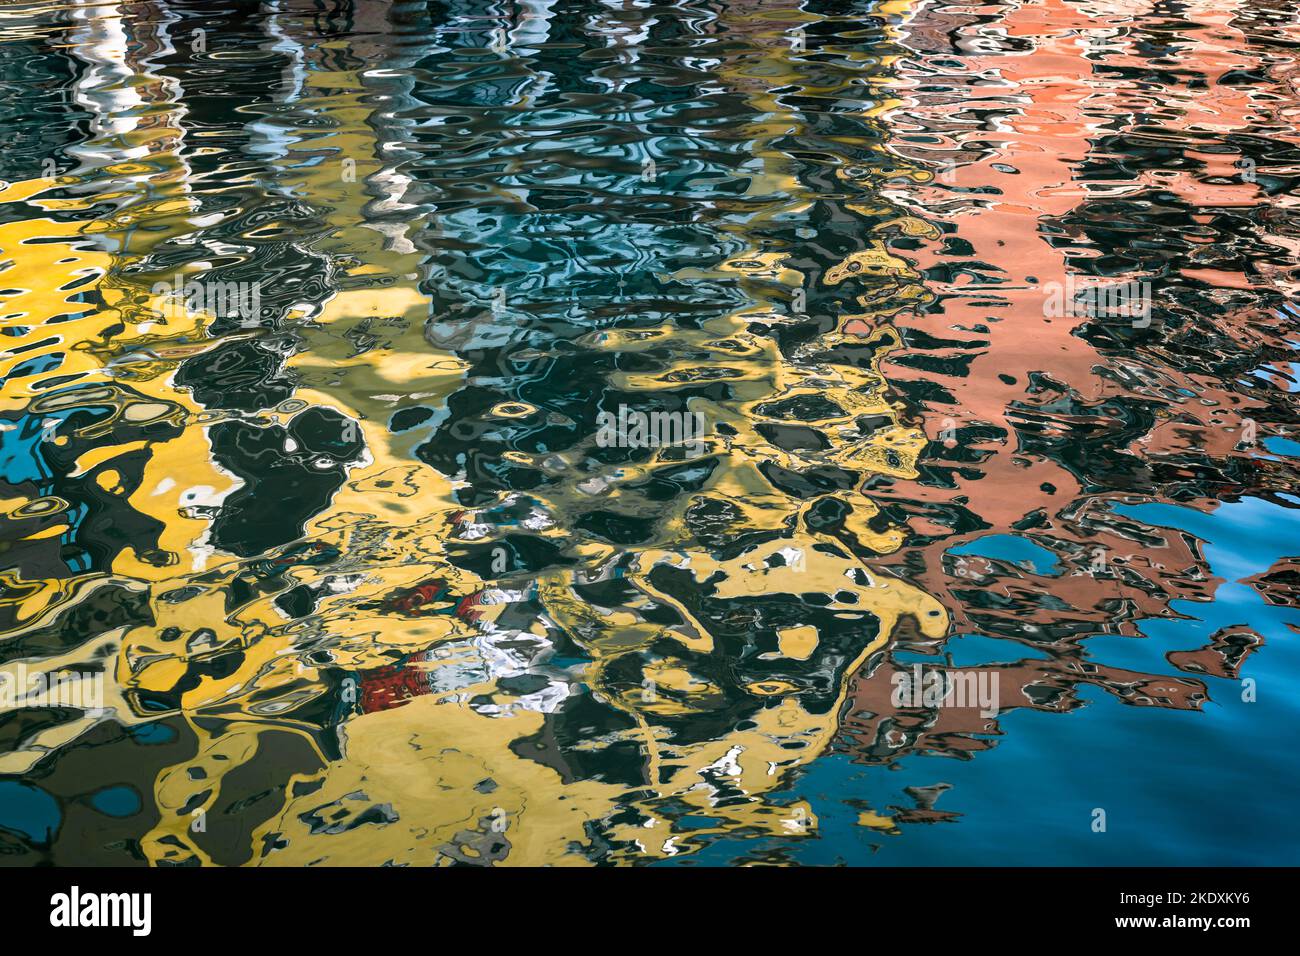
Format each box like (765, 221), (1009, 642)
(1, 0), (1296, 867)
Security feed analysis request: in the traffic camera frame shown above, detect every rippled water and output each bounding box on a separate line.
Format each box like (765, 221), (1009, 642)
(1, 0), (1298, 866)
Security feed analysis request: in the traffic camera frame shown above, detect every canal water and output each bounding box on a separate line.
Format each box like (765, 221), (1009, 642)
(1, 0), (1298, 865)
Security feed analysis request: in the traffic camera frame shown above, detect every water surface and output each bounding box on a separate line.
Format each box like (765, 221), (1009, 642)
(1, 0), (1298, 866)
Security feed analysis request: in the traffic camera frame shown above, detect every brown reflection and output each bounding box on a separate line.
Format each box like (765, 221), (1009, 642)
(830, 0), (1300, 776)
(838, 654), (1210, 767)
